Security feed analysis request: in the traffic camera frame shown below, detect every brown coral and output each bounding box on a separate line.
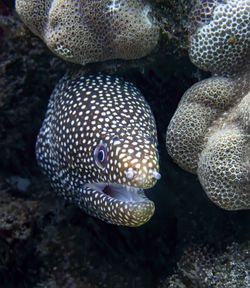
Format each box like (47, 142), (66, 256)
(15, 0), (160, 66)
(166, 71), (250, 210)
(188, 0), (250, 76)
(198, 91), (250, 210)
(0, 189), (38, 243)
(160, 241), (250, 288)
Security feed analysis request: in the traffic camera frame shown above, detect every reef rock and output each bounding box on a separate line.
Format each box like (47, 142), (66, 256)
(160, 241), (250, 288)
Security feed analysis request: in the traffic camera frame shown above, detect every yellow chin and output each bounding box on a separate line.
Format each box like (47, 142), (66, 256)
(81, 184), (155, 227)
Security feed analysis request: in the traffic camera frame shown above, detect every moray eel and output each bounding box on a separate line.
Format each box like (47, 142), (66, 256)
(36, 73), (161, 226)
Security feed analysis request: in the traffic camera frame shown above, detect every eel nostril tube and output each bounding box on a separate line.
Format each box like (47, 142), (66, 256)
(152, 170), (161, 180)
(125, 168), (135, 180)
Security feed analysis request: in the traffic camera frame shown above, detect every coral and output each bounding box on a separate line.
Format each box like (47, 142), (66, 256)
(15, 0), (160, 66)
(198, 93), (250, 210)
(188, 0), (250, 76)
(166, 71), (250, 210)
(0, 188), (37, 243)
(160, 241), (250, 288)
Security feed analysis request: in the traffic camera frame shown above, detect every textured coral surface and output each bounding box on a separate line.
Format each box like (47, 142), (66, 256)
(166, 72), (250, 210)
(198, 91), (250, 210)
(16, 0), (160, 65)
(188, 0), (250, 76)
(0, 188), (37, 243)
(161, 242), (250, 288)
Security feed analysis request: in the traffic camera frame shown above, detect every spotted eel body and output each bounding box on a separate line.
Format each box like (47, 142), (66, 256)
(36, 73), (161, 226)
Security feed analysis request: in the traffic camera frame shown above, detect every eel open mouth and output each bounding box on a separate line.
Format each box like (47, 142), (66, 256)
(85, 183), (148, 202)
(83, 183), (155, 227)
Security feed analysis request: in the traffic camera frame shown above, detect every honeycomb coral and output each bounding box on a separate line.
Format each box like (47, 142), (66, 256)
(15, 0), (159, 65)
(161, 242), (250, 288)
(198, 92), (250, 210)
(188, 0), (250, 76)
(166, 71), (250, 210)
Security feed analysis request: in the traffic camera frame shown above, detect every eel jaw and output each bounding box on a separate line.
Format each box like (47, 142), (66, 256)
(79, 183), (155, 227)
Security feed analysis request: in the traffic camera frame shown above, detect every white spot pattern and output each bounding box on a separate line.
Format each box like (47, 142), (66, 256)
(36, 73), (159, 226)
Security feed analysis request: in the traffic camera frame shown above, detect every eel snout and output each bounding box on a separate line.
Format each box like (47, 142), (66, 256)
(80, 183), (156, 227)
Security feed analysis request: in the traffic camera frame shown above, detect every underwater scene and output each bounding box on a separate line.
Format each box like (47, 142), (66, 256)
(0, 0), (249, 287)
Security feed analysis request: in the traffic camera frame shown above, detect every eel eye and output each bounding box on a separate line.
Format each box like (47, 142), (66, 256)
(94, 142), (108, 170)
(98, 150), (105, 162)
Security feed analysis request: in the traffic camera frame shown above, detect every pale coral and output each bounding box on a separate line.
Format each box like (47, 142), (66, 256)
(188, 0), (250, 76)
(166, 71), (250, 210)
(15, 0), (159, 66)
